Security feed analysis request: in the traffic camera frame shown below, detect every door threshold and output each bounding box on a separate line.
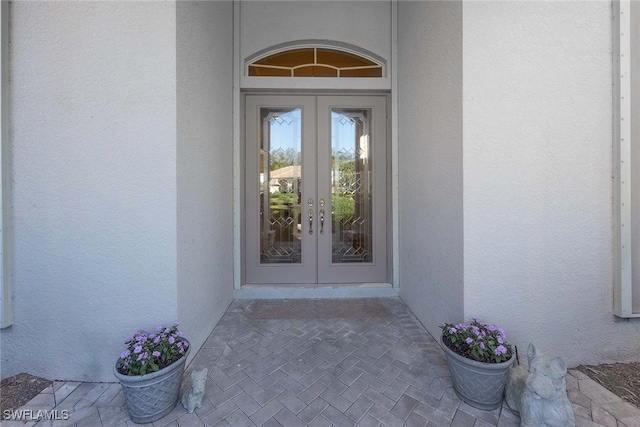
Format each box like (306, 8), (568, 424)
(235, 283), (397, 299)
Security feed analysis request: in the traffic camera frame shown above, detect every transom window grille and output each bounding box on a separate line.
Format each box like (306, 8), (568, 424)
(248, 47), (383, 78)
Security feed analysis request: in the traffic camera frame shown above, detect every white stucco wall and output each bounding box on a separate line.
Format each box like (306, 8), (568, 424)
(463, 1), (640, 365)
(1, 1), (178, 381)
(177, 1), (234, 360)
(240, 0), (391, 64)
(3, 0), (639, 384)
(397, 1), (464, 341)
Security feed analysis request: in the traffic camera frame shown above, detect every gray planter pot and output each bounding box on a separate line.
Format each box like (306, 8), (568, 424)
(114, 343), (190, 424)
(440, 336), (515, 410)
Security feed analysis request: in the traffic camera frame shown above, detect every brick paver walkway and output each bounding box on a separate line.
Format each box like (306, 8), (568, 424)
(7, 298), (640, 426)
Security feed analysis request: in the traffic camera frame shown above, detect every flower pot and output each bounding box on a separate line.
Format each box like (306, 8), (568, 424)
(441, 335), (515, 410)
(114, 343), (190, 424)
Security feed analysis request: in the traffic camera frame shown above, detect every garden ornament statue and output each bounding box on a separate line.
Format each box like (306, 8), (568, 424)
(181, 368), (208, 413)
(505, 343), (575, 427)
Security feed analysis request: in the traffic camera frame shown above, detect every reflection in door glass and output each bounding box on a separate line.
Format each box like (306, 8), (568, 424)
(259, 108), (302, 264)
(330, 109), (373, 263)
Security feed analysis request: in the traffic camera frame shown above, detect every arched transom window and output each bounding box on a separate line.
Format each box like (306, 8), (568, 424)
(248, 47), (384, 78)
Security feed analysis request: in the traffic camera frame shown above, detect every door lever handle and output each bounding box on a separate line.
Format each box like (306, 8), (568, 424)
(319, 209), (325, 234)
(308, 209), (314, 235)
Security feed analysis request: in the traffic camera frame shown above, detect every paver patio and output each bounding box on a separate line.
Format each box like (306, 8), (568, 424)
(6, 298), (640, 426)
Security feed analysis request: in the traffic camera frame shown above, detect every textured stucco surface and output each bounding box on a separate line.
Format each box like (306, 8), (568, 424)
(240, 0), (391, 64)
(1, 2), (178, 381)
(177, 1), (234, 362)
(397, 1), (464, 342)
(463, 1), (640, 365)
(2, 0), (639, 384)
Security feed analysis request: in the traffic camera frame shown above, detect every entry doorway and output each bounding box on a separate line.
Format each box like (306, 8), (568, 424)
(244, 95), (388, 285)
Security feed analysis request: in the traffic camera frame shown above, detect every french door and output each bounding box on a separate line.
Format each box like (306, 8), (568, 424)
(245, 95), (387, 284)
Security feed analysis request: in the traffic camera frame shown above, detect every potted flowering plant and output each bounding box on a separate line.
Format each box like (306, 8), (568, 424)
(114, 322), (190, 424)
(440, 319), (515, 410)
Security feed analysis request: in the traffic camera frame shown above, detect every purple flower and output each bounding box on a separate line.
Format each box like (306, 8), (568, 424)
(465, 337), (473, 344)
(479, 342), (485, 350)
(447, 327), (457, 334)
(497, 336), (504, 344)
(119, 324), (187, 376)
(495, 345), (507, 356)
(173, 321), (179, 327)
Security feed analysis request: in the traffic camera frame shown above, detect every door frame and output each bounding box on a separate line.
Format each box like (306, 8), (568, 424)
(239, 91), (394, 289)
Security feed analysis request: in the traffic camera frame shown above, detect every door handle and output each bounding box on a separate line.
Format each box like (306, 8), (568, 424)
(308, 209), (314, 235)
(319, 209), (325, 234)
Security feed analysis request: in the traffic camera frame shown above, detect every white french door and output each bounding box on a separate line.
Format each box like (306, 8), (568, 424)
(245, 95), (387, 284)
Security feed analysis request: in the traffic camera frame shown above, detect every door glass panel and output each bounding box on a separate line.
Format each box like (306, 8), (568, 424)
(259, 108), (302, 264)
(330, 109), (373, 263)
